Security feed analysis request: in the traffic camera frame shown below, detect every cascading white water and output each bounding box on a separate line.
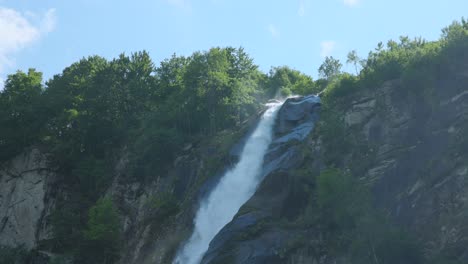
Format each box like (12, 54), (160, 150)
(174, 101), (283, 264)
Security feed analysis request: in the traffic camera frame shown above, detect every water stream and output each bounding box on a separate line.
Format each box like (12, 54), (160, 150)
(174, 101), (283, 264)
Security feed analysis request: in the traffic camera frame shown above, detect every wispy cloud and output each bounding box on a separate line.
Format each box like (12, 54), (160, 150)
(41, 8), (57, 33)
(343, 0), (360, 7)
(298, 0), (310, 17)
(320, 41), (336, 57)
(0, 7), (56, 88)
(268, 24), (280, 38)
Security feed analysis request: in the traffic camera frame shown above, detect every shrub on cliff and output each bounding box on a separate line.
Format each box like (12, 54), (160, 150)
(76, 197), (121, 264)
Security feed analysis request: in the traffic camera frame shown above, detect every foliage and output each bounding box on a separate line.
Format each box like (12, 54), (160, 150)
(0, 69), (44, 160)
(318, 56), (342, 80)
(128, 125), (182, 181)
(316, 18), (466, 147)
(49, 159), (112, 253)
(317, 18), (467, 104)
(146, 192), (180, 220)
(441, 18), (468, 63)
(316, 169), (369, 232)
(321, 73), (359, 100)
(346, 50), (361, 75)
(0, 246), (30, 264)
(265, 66), (319, 97)
(49, 198), (83, 252)
(77, 197), (121, 264)
(73, 157), (112, 201)
(155, 47), (263, 137)
(312, 169), (425, 263)
(84, 198), (120, 242)
(315, 96), (350, 166)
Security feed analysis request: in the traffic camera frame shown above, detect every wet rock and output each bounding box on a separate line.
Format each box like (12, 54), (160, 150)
(276, 95), (320, 135)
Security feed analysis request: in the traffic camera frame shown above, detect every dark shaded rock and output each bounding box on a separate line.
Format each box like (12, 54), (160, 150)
(276, 95), (321, 136)
(202, 224), (292, 264)
(201, 212), (259, 263)
(262, 146), (303, 178)
(173, 156), (199, 199)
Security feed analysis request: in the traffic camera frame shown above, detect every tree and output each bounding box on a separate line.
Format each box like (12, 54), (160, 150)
(346, 50), (361, 75)
(266, 66), (317, 97)
(78, 197), (121, 264)
(318, 56), (342, 80)
(376, 42), (384, 51)
(0, 69), (44, 160)
(179, 47), (261, 135)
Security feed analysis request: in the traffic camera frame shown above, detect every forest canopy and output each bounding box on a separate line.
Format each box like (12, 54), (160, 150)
(1, 18), (467, 175)
(0, 47), (320, 166)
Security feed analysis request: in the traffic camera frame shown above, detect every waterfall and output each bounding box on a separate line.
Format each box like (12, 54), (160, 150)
(174, 101), (283, 264)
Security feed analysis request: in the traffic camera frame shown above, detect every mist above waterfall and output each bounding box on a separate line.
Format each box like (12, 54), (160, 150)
(174, 101), (283, 264)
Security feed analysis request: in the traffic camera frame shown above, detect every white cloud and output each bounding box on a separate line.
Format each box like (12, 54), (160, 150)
(344, 0), (360, 7)
(0, 7), (56, 82)
(320, 41), (336, 57)
(268, 24), (280, 38)
(298, 0), (310, 17)
(0, 76), (4, 91)
(41, 8), (57, 33)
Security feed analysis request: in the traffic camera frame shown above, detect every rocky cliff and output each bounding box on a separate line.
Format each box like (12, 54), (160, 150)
(195, 65), (468, 263)
(1, 66), (468, 264)
(0, 149), (55, 250)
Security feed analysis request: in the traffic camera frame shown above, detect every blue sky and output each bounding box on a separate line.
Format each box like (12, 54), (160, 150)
(0, 0), (467, 87)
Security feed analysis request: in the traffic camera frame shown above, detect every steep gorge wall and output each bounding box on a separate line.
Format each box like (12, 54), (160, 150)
(345, 74), (468, 261)
(1, 65), (467, 264)
(201, 65), (468, 263)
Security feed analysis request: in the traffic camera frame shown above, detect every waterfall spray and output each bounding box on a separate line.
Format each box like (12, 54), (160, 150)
(174, 101), (283, 264)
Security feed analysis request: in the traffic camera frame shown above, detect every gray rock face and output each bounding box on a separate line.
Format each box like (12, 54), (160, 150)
(199, 64), (468, 263)
(0, 149), (55, 250)
(353, 78), (468, 262)
(276, 95), (321, 137)
(344, 98), (376, 126)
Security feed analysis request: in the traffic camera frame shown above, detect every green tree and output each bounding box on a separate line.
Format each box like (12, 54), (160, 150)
(78, 197), (121, 264)
(267, 66), (317, 97)
(316, 169), (369, 232)
(43, 56), (109, 167)
(440, 18), (468, 70)
(0, 246), (30, 264)
(0, 69), (44, 160)
(346, 50), (361, 75)
(180, 47), (260, 134)
(318, 56), (342, 80)
(376, 41), (384, 51)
